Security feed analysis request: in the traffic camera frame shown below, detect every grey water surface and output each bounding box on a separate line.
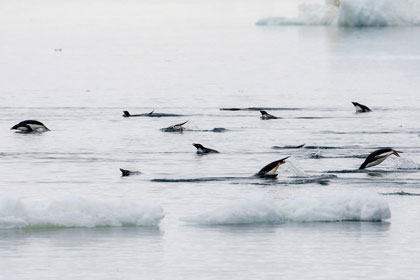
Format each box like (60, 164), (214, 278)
(1, 0), (420, 279)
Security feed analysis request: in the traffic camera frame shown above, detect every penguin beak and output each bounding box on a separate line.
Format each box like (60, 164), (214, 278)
(393, 150), (401, 157)
(279, 156), (290, 164)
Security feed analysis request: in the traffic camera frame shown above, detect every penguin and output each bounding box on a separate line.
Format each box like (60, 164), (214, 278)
(120, 168), (142, 176)
(123, 110), (182, 117)
(359, 148), (401, 170)
(192, 143), (219, 154)
(211, 128), (227, 133)
(256, 157), (289, 178)
(11, 120), (50, 133)
(161, 121), (188, 132)
(123, 110), (154, 117)
(123, 111), (132, 117)
(352, 102), (371, 113)
(272, 144), (305, 149)
(260, 111), (279, 120)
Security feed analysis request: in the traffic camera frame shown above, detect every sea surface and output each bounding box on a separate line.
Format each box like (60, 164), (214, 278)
(1, 0), (420, 279)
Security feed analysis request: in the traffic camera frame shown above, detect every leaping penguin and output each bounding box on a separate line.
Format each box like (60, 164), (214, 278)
(352, 102), (371, 113)
(192, 143), (219, 154)
(359, 148), (401, 170)
(161, 121), (188, 132)
(11, 120), (50, 133)
(255, 157), (289, 178)
(120, 168), (142, 176)
(260, 111), (279, 120)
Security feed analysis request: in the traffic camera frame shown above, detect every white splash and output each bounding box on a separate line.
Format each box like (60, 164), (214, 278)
(182, 192), (390, 225)
(0, 197), (164, 229)
(390, 156), (420, 169)
(285, 157), (308, 177)
(256, 0), (420, 27)
(308, 148), (323, 159)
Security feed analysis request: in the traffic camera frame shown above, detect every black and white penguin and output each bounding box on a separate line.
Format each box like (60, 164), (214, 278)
(120, 168), (142, 176)
(192, 143), (219, 154)
(11, 120), (50, 133)
(255, 157), (289, 178)
(359, 148), (401, 170)
(161, 121), (188, 132)
(352, 102), (371, 113)
(260, 111), (279, 120)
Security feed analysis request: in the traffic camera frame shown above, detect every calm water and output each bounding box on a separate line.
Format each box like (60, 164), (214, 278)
(1, 0), (420, 279)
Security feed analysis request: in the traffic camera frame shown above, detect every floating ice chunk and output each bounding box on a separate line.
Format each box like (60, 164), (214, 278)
(256, 0), (420, 27)
(0, 197), (164, 229)
(182, 193), (390, 225)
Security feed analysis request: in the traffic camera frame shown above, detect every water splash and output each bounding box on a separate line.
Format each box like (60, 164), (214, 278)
(390, 157), (420, 170)
(308, 148), (323, 159)
(285, 157), (308, 176)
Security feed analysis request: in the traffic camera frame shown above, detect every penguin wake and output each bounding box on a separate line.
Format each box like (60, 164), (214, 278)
(152, 175), (335, 185)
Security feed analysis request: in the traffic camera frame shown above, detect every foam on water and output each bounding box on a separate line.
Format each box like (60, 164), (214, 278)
(256, 0), (420, 27)
(182, 192), (390, 225)
(0, 197), (164, 229)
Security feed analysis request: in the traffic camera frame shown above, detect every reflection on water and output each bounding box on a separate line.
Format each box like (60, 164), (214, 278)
(0, 227), (163, 241)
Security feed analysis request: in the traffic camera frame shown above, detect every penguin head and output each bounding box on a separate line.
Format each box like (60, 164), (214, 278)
(392, 150), (402, 157)
(193, 143), (204, 149)
(278, 156), (290, 165)
(120, 168), (131, 176)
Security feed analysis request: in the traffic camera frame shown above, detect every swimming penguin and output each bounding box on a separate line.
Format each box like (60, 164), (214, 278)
(161, 121), (188, 132)
(256, 156), (289, 178)
(359, 148), (401, 170)
(352, 102), (371, 113)
(192, 143), (219, 154)
(123, 110), (182, 117)
(123, 110), (154, 117)
(11, 120), (50, 133)
(260, 111), (279, 120)
(120, 168), (142, 176)
(272, 144), (305, 149)
(123, 111), (133, 117)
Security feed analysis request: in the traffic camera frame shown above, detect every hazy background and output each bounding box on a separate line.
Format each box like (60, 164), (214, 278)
(2, 0), (418, 109)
